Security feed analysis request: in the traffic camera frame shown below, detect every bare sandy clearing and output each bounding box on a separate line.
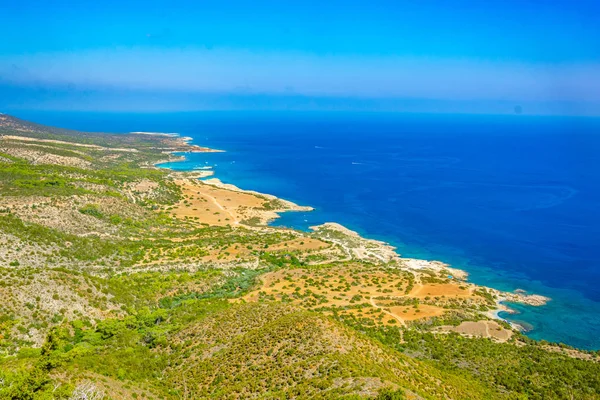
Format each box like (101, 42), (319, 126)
(266, 237), (329, 252)
(410, 283), (472, 298)
(170, 178), (313, 227)
(169, 179), (243, 226)
(388, 304), (445, 321)
(440, 320), (513, 342)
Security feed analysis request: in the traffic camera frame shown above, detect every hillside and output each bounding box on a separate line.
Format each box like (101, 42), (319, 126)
(0, 114), (598, 399)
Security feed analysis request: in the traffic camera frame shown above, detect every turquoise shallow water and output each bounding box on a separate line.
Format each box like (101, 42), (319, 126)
(13, 111), (600, 349)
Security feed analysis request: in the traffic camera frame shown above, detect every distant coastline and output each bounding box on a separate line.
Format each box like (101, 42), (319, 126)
(130, 131), (181, 137)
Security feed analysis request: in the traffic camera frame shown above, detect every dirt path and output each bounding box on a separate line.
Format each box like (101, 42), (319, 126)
(201, 192), (239, 225)
(369, 297), (406, 327)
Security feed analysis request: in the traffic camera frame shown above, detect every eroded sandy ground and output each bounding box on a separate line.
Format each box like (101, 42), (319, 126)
(169, 177), (312, 227)
(437, 320), (513, 342)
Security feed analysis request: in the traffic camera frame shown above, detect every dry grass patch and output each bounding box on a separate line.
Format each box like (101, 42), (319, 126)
(410, 283), (472, 298)
(265, 237), (329, 252)
(440, 320), (513, 342)
(388, 304), (446, 321)
(170, 178), (267, 226)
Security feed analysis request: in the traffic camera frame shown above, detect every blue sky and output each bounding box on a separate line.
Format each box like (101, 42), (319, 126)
(1, 0), (599, 114)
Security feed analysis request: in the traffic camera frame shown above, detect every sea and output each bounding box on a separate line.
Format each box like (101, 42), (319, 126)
(12, 110), (600, 350)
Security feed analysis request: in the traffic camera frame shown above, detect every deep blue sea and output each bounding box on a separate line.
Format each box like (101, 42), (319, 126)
(12, 111), (600, 350)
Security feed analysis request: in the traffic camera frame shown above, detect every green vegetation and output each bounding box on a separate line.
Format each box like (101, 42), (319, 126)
(0, 114), (598, 399)
(338, 316), (600, 400)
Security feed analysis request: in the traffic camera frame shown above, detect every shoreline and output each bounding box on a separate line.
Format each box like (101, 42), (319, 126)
(148, 132), (551, 334)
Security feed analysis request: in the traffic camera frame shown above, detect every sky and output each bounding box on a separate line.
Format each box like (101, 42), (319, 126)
(0, 0), (599, 115)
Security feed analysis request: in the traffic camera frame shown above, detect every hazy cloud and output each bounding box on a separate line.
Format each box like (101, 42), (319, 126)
(1, 47), (599, 104)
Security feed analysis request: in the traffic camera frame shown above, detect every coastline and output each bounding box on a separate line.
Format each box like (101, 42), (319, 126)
(135, 131), (225, 168)
(149, 132), (551, 331)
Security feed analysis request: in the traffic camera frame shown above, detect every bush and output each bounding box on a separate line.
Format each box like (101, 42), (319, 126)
(375, 389), (406, 399)
(78, 204), (104, 219)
